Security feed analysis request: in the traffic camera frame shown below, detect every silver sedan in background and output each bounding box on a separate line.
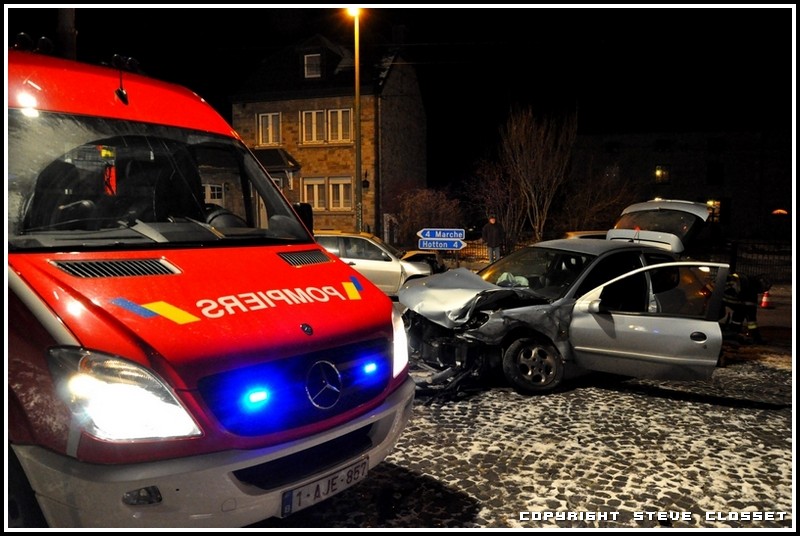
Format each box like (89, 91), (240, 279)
(315, 230), (432, 296)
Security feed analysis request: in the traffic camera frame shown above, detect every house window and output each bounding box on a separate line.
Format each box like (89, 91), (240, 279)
(329, 177), (353, 210)
(303, 177), (353, 210)
(304, 54), (321, 79)
(303, 177), (326, 209)
(328, 109), (352, 142)
(302, 110), (325, 144)
(258, 113), (280, 145)
(204, 184), (224, 204)
(654, 165), (670, 184)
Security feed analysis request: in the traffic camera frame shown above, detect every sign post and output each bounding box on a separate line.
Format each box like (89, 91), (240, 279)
(417, 228), (466, 240)
(416, 228), (466, 250)
(416, 228), (466, 267)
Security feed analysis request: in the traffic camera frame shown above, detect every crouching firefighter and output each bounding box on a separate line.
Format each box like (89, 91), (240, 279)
(723, 273), (771, 344)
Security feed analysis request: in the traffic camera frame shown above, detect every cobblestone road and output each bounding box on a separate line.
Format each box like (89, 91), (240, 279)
(254, 338), (793, 529)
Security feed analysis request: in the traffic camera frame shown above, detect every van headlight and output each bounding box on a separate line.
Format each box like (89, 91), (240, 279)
(391, 308), (409, 378)
(48, 347), (201, 441)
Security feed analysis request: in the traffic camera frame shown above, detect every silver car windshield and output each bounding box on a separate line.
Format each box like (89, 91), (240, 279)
(479, 247), (596, 298)
(8, 109), (311, 250)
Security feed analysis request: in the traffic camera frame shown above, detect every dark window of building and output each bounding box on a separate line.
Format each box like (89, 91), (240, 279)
(304, 54), (321, 79)
(707, 137), (727, 154)
(654, 139), (673, 152)
(707, 161), (724, 185)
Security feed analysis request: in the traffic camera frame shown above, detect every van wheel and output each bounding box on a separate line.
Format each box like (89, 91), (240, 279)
(502, 338), (564, 394)
(8, 448), (47, 528)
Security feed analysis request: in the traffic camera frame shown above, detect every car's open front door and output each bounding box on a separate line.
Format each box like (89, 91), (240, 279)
(569, 261), (730, 381)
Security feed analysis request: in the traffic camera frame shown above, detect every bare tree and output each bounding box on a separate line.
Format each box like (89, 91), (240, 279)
(463, 159), (528, 250)
(553, 160), (645, 236)
(396, 188), (463, 247)
(499, 106), (578, 243)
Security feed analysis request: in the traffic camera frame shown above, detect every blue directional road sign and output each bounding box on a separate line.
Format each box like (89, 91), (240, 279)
(417, 228), (466, 240)
(418, 239), (465, 250)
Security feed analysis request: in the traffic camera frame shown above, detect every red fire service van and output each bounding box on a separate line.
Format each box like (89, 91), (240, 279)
(7, 49), (415, 528)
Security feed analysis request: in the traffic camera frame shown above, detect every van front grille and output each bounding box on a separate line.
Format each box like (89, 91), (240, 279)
(197, 339), (392, 437)
(51, 258), (178, 278)
(232, 425), (374, 490)
(279, 249), (331, 267)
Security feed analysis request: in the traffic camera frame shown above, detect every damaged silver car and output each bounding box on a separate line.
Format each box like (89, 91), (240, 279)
(399, 239), (729, 394)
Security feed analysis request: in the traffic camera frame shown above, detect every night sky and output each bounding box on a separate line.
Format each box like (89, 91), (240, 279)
(5, 6), (792, 185)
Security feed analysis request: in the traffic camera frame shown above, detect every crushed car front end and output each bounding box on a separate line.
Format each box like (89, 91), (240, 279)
(400, 268), (578, 392)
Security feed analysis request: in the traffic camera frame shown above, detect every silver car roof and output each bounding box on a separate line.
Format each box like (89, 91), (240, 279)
(522, 238), (668, 256)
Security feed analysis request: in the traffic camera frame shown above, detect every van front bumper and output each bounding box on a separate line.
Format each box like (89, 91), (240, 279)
(14, 376), (415, 528)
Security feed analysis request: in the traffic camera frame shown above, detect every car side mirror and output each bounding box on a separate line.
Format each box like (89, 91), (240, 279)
(588, 299), (610, 314)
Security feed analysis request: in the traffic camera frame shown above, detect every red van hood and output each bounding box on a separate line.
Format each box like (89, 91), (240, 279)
(9, 246), (392, 389)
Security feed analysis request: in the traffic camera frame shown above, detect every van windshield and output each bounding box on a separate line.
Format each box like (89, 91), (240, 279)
(7, 109), (312, 250)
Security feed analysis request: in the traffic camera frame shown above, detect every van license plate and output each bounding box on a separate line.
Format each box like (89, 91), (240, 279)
(280, 458), (369, 517)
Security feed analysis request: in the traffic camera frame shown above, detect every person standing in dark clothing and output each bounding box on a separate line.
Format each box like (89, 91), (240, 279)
(482, 214), (504, 264)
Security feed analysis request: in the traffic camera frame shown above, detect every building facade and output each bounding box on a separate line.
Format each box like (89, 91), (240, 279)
(231, 34), (426, 236)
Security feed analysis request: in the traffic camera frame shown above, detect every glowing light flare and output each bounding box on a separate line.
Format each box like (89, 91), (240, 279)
(17, 90), (37, 108)
(66, 299), (86, 319)
(67, 374), (200, 440)
(392, 310), (409, 377)
(17, 90), (39, 117)
(242, 387), (272, 412)
(362, 362), (378, 374)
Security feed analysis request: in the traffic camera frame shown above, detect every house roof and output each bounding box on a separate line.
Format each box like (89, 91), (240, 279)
(252, 148), (301, 173)
(233, 33), (400, 102)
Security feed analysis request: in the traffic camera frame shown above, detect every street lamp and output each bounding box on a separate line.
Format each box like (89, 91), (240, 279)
(348, 7), (362, 232)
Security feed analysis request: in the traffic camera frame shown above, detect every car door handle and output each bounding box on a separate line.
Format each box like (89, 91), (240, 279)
(690, 331), (707, 342)
(347, 261), (356, 266)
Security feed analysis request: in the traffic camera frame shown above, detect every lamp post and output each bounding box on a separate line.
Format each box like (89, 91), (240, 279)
(348, 7), (363, 232)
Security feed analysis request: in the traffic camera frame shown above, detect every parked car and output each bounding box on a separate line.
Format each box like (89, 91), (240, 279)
(315, 230), (433, 296)
(400, 238), (729, 394)
(400, 250), (448, 274)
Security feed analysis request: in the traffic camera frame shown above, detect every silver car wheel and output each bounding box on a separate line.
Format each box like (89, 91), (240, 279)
(502, 338), (564, 394)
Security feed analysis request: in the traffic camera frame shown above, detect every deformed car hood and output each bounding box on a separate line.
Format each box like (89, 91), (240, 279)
(398, 268), (543, 329)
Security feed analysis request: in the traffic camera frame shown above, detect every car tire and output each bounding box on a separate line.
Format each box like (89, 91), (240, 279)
(8, 448), (47, 528)
(502, 337), (564, 394)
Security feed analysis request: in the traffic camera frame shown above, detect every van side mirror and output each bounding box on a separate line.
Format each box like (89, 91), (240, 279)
(293, 202), (313, 233)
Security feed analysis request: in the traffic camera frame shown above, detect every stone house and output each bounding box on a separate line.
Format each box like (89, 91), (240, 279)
(231, 34), (426, 237)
